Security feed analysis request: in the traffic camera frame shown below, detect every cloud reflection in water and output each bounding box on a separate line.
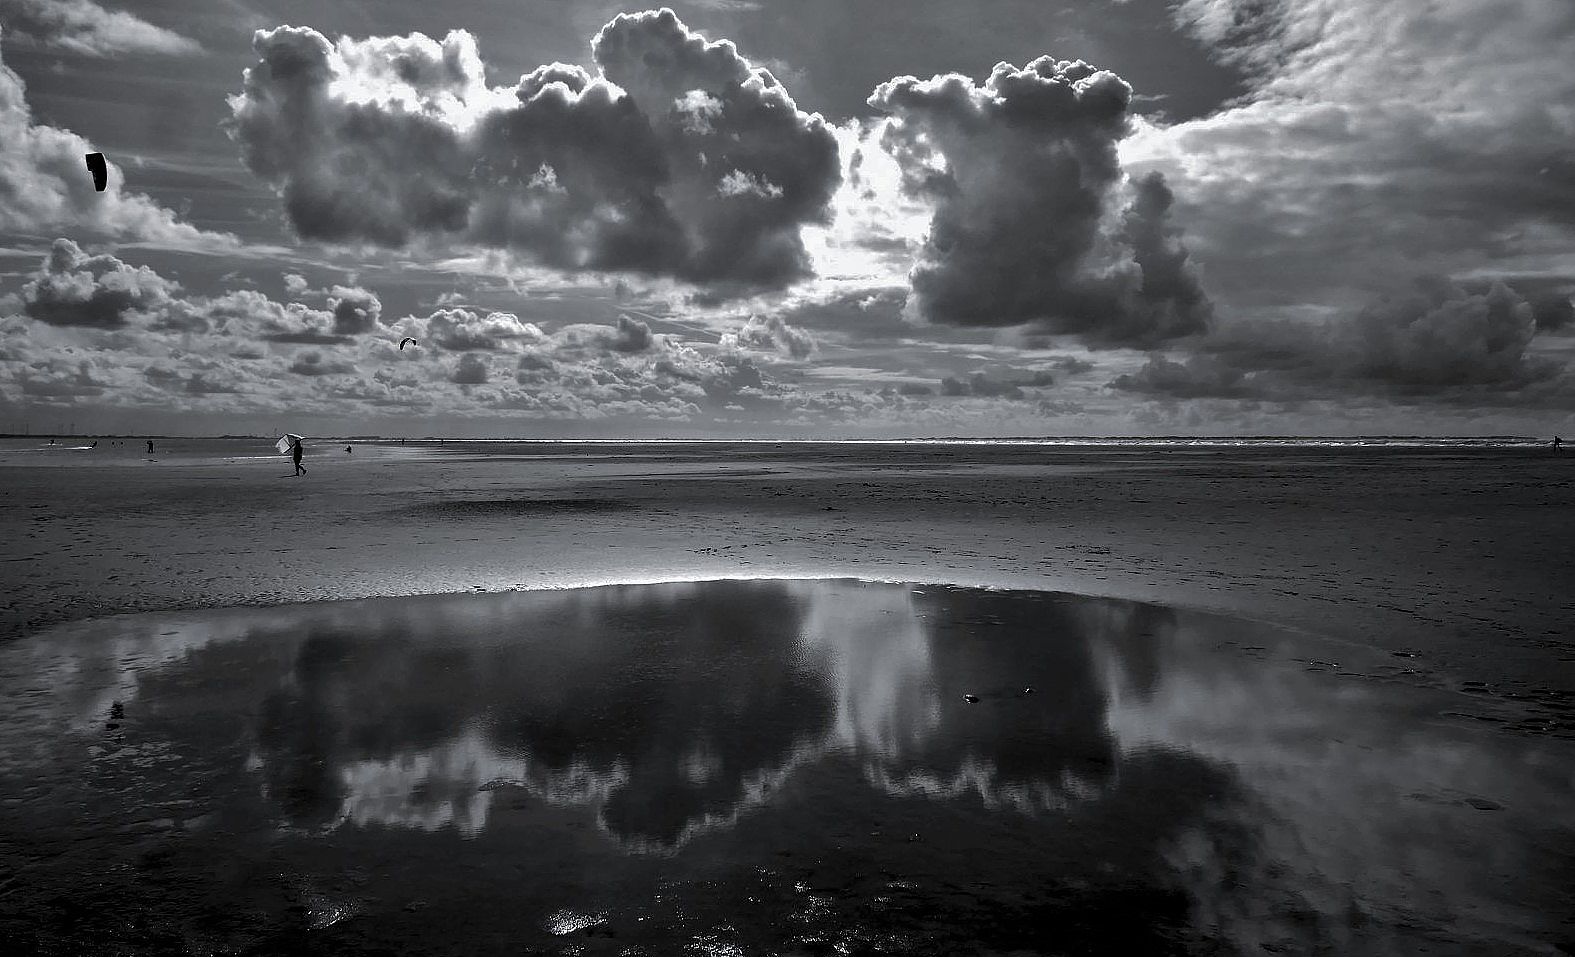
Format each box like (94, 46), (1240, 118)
(3, 580), (1570, 954)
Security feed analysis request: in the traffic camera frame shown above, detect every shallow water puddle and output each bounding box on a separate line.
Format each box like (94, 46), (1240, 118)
(0, 580), (1570, 955)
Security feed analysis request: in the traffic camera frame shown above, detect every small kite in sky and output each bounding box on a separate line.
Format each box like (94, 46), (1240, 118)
(85, 153), (107, 191)
(399, 337), (418, 350)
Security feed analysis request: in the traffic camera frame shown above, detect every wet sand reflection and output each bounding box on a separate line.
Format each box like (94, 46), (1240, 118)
(0, 580), (1570, 955)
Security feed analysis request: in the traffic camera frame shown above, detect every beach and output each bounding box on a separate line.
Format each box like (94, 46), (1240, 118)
(1, 440), (1573, 954)
(2, 440), (1572, 710)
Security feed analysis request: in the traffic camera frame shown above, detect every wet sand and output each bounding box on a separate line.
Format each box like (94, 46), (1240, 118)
(1, 441), (1572, 722)
(1, 580), (1571, 955)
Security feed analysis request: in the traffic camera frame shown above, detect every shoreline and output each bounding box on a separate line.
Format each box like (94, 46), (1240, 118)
(2, 444), (1571, 730)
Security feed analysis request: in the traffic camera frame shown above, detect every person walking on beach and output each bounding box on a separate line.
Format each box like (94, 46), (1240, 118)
(293, 437), (307, 476)
(146, 440), (154, 454)
(1555, 435), (1563, 451)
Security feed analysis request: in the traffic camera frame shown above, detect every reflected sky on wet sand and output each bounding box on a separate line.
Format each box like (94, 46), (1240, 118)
(1, 581), (1571, 955)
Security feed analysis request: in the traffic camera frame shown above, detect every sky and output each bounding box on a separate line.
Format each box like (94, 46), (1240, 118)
(0, 0), (1572, 437)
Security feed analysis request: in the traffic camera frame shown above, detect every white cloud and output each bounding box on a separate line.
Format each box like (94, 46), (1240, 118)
(224, 10), (841, 290)
(0, 33), (223, 246)
(1125, 0), (1575, 310)
(0, 0), (201, 58)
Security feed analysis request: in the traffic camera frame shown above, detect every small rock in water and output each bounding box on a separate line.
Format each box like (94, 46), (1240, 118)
(963, 694), (979, 703)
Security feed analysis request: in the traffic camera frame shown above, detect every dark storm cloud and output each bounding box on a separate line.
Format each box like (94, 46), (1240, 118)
(867, 59), (1212, 345)
(19, 238), (176, 328)
(225, 9), (841, 290)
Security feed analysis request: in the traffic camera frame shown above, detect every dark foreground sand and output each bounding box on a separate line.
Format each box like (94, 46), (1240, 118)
(2, 441), (1572, 721)
(1, 441), (1573, 954)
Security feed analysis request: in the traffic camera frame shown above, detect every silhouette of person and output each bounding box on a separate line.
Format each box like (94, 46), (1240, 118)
(1555, 435), (1563, 451)
(345, 445), (352, 454)
(293, 438), (306, 476)
(146, 440), (154, 454)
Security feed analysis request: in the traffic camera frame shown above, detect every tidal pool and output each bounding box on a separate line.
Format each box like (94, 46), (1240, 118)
(0, 580), (1570, 955)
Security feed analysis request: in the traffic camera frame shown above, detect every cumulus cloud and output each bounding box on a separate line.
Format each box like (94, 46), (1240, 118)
(867, 57), (1212, 345)
(1110, 354), (1250, 399)
(1114, 279), (1559, 401)
(225, 8), (841, 290)
(418, 308), (545, 351)
(0, 34), (215, 244)
(936, 369), (1058, 399)
(0, 0), (201, 57)
(19, 238), (177, 328)
(1531, 295), (1574, 333)
(289, 352), (356, 377)
(604, 314), (654, 353)
(328, 286), (382, 335)
(449, 353), (489, 385)
(719, 314), (816, 358)
(487, 316), (777, 419)
(7, 241), (400, 349)
(940, 373), (1024, 400)
(1342, 279), (1542, 391)
(15, 357), (110, 398)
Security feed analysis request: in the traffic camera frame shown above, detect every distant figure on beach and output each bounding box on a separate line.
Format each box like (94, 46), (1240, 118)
(1555, 435), (1563, 451)
(293, 437), (306, 476)
(345, 445), (352, 454)
(146, 440), (154, 454)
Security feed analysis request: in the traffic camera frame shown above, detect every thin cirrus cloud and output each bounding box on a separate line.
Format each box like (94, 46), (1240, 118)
(0, 0), (202, 58)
